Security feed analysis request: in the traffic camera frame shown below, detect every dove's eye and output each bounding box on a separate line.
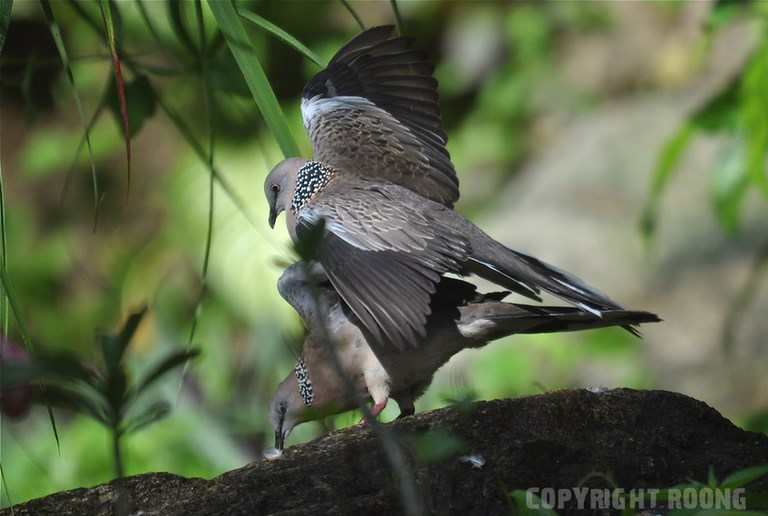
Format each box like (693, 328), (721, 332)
(271, 184), (280, 193)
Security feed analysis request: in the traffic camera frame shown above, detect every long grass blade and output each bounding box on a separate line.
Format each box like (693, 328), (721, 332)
(60, 97), (106, 205)
(390, 0), (403, 33)
(183, 0), (215, 365)
(639, 122), (694, 240)
(0, 0), (11, 341)
(40, 0), (101, 224)
(239, 10), (324, 67)
(0, 4), (13, 512)
(65, 0), (287, 255)
(99, 0), (131, 193)
(168, 0), (198, 56)
(47, 406), (61, 455)
(0, 0), (12, 53)
(339, 0), (365, 30)
(0, 270), (29, 349)
(135, 0), (165, 48)
(0, 461), (15, 515)
(208, 0), (300, 158)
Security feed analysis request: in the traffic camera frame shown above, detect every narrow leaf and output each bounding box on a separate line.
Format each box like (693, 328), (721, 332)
(1, 351), (97, 387)
(47, 405), (61, 454)
(339, 0), (365, 30)
(107, 74), (157, 140)
(722, 464), (768, 489)
(208, 0), (300, 158)
(0, 460), (16, 512)
(711, 141), (749, 234)
(239, 10), (324, 67)
(168, 0), (198, 55)
(99, 0), (131, 192)
(390, 0), (403, 34)
(36, 385), (108, 424)
(136, 349), (200, 395)
(0, 268), (29, 348)
(56, 0), (278, 247)
(185, 0), (215, 352)
(101, 306), (147, 373)
(124, 400), (170, 434)
(741, 41), (768, 198)
(0, 0), (11, 342)
(39, 0), (101, 221)
(640, 122), (695, 239)
(707, 465), (718, 488)
(0, 0), (12, 54)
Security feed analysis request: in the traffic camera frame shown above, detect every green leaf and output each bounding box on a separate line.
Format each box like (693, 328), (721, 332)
(239, 10), (324, 67)
(100, 307), (147, 374)
(708, 465), (718, 488)
(692, 79), (739, 133)
(208, 0), (300, 158)
(712, 141), (749, 234)
(721, 464), (768, 489)
(107, 75), (157, 140)
(741, 41), (768, 199)
(124, 400), (171, 434)
(99, 0), (131, 191)
(47, 403), (61, 455)
(0, 461), (15, 508)
(168, 0), (199, 56)
(339, 0), (365, 30)
(39, 0), (101, 217)
(0, 0), (12, 55)
(1, 351), (96, 388)
(640, 122), (695, 239)
(508, 490), (559, 516)
(0, 0), (11, 344)
(36, 384), (108, 424)
(135, 348), (200, 395)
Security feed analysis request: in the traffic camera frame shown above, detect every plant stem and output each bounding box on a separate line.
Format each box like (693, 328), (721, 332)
(112, 428), (124, 478)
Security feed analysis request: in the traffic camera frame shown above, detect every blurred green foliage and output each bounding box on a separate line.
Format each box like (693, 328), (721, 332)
(0, 0), (766, 509)
(642, 0), (768, 237)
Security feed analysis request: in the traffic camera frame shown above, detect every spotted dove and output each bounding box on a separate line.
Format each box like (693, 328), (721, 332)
(264, 26), (649, 351)
(269, 262), (660, 450)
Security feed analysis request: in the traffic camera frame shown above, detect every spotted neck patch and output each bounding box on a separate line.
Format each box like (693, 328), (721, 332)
(294, 358), (314, 406)
(290, 161), (334, 213)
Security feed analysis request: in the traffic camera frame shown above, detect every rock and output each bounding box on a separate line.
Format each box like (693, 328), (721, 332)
(3, 389), (766, 515)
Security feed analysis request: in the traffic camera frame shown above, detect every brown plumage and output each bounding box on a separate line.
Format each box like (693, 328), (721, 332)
(301, 25), (458, 207)
(265, 26), (651, 351)
(265, 159), (630, 352)
(269, 262), (660, 449)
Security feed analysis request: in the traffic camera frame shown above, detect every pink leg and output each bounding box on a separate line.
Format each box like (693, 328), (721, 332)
(359, 399), (388, 425)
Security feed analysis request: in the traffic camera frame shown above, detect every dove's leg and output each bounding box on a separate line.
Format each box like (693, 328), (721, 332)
(359, 366), (390, 424)
(394, 397), (415, 419)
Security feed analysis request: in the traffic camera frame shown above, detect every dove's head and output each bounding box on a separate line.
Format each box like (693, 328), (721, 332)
(264, 158), (307, 228)
(269, 352), (350, 450)
(270, 355), (324, 450)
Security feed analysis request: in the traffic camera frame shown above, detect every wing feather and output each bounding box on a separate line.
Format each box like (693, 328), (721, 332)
(296, 184), (469, 349)
(302, 25), (458, 206)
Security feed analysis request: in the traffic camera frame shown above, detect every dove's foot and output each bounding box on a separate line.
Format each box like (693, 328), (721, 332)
(359, 399), (388, 426)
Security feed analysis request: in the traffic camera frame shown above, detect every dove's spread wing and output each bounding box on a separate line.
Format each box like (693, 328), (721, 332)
(301, 25), (458, 207)
(296, 183), (468, 350)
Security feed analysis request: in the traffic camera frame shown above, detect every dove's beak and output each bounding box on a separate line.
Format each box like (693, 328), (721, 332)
(268, 207), (278, 229)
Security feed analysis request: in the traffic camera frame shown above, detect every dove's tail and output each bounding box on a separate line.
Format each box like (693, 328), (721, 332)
(467, 236), (621, 311)
(457, 302), (661, 344)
